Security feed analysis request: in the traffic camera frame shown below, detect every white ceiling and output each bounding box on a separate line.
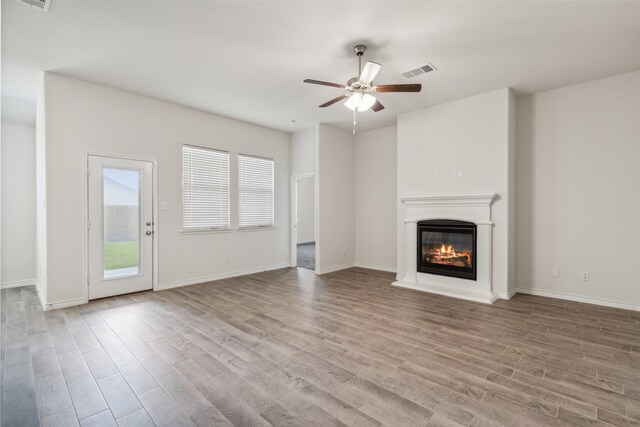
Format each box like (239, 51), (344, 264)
(2, 1), (640, 133)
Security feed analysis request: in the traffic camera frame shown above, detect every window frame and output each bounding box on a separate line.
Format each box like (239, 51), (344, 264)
(181, 144), (231, 233)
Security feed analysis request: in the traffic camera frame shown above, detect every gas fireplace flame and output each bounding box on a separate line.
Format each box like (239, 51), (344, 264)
(423, 242), (471, 268)
(439, 244), (456, 256)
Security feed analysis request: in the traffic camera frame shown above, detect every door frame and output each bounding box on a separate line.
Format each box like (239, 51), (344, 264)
(289, 172), (316, 268)
(82, 151), (159, 304)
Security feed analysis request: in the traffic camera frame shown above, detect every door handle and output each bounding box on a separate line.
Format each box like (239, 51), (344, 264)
(146, 230), (153, 236)
(146, 221), (152, 226)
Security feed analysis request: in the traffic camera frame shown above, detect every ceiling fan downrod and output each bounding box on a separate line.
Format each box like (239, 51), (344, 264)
(354, 44), (366, 77)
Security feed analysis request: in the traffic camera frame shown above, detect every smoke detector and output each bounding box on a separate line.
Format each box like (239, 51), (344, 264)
(18, 0), (51, 12)
(402, 63), (437, 79)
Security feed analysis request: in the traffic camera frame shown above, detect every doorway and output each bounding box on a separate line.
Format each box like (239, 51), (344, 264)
(87, 155), (154, 299)
(291, 173), (316, 270)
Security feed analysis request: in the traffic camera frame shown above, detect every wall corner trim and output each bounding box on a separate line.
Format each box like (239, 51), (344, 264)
(497, 288), (518, 300)
(315, 263), (356, 275)
(0, 279), (36, 289)
(353, 263), (397, 273)
(157, 263), (291, 291)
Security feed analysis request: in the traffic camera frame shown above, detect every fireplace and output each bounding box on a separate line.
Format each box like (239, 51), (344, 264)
(417, 219), (477, 280)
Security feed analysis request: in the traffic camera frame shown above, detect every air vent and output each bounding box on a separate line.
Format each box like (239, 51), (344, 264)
(402, 63), (437, 79)
(18, 0), (51, 12)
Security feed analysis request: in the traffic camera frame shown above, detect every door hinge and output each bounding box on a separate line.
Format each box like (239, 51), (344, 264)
(87, 167), (90, 176)
(87, 275), (91, 284)
(87, 221), (91, 230)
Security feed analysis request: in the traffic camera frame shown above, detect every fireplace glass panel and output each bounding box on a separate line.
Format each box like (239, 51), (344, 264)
(417, 220), (477, 280)
(421, 232), (473, 268)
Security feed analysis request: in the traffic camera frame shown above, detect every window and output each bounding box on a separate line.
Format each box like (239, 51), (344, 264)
(182, 145), (229, 230)
(238, 154), (274, 228)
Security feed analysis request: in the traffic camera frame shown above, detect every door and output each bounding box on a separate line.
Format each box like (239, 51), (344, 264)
(88, 155), (154, 299)
(291, 174), (316, 270)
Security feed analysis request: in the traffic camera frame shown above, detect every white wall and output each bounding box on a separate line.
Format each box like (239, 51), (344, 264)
(517, 70), (640, 310)
(355, 125), (397, 272)
(41, 73), (291, 306)
(296, 176), (315, 244)
(316, 124), (355, 273)
(397, 88), (515, 298)
(1, 123), (36, 287)
(291, 128), (315, 175)
(1, 96), (36, 127)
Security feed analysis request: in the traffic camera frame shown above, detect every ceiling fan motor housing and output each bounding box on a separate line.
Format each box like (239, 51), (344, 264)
(353, 44), (367, 56)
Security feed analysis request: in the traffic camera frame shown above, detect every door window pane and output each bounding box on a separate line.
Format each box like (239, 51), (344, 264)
(103, 168), (141, 278)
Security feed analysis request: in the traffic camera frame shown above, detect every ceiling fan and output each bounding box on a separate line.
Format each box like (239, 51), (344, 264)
(303, 44), (422, 133)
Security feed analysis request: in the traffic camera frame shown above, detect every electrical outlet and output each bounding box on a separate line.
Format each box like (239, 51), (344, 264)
(434, 172), (439, 181)
(580, 271), (589, 281)
(451, 171), (457, 178)
(457, 171), (464, 178)
(553, 268), (559, 278)
(225, 255), (230, 263)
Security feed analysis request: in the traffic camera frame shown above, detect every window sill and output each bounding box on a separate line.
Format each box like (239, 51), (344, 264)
(236, 225), (277, 232)
(180, 227), (233, 234)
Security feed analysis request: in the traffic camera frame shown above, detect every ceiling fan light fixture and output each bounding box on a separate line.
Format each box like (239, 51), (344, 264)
(344, 93), (376, 112)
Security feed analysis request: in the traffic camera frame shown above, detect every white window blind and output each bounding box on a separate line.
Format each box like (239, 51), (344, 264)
(182, 145), (229, 230)
(238, 154), (274, 227)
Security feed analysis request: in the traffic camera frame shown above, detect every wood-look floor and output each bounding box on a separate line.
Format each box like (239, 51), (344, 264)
(2, 267), (640, 427)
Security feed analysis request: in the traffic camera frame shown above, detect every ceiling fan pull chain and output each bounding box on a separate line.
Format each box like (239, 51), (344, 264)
(353, 109), (357, 135)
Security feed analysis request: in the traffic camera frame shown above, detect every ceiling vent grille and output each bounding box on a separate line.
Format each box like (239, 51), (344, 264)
(402, 63), (437, 79)
(18, 0), (51, 12)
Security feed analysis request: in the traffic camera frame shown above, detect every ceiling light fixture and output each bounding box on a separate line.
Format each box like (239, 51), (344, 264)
(344, 92), (376, 112)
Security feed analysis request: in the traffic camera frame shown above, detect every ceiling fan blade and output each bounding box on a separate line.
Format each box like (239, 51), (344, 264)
(375, 84), (422, 93)
(371, 100), (385, 112)
(319, 94), (350, 108)
(359, 61), (382, 85)
(303, 79), (345, 89)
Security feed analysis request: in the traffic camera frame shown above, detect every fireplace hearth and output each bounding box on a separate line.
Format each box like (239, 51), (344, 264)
(417, 219), (477, 280)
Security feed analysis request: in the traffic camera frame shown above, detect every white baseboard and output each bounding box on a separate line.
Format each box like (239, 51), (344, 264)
(33, 281), (86, 311)
(296, 240), (316, 245)
(1, 279), (36, 289)
(315, 262), (355, 275)
(157, 263), (291, 291)
(497, 287), (518, 300)
(516, 288), (640, 312)
(354, 262), (396, 273)
(36, 282), (47, 308)
(41, 297), (87, 311)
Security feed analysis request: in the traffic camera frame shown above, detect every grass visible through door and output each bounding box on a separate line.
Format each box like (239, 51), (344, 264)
(104, 241), (139, 270)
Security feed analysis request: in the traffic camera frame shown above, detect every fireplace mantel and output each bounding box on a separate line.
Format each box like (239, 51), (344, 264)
(394, 193), (498, 304)
(401, 194), (497, 208)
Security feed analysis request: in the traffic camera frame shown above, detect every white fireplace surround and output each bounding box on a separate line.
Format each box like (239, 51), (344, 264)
(394, 194), (498, 304)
